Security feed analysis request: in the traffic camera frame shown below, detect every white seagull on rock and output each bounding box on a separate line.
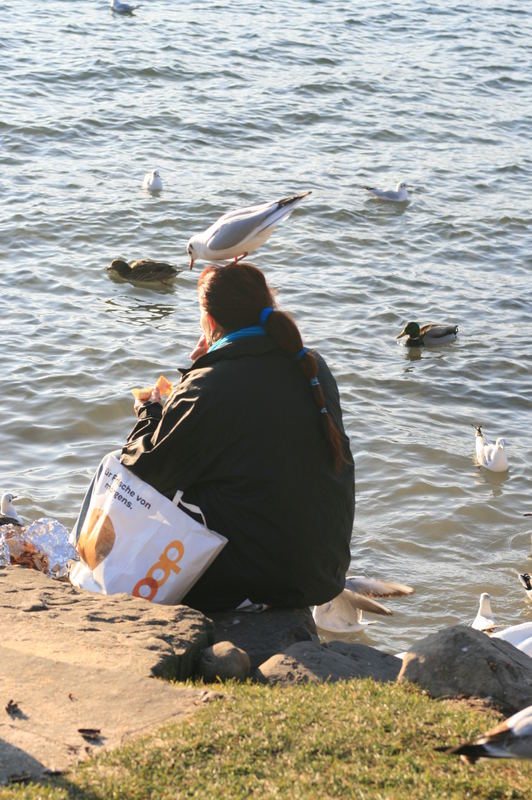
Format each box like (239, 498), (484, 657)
(313, 575), (414, 634)
(111, 0), (137, 14)
(186, 191), (311, 269)
(364, 181), (408, 202)
(0, 493), (23, 526)
(474, 425), (509, 472)
(142, 169), (163, 193)
(471, 592), (497, 632)
(438, 704), (532, 763)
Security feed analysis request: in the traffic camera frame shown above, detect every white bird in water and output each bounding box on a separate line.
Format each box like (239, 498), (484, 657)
(186, 191), (311, 270)
(471, 592), (497, 632)
(364, 181), (409, 202)
(474, 425), (509, 472)
(437, 704), (532, 763)
(519, 573), (532, 604)
(313, 575), (414, 634)
(0, 493), (23, 526)
(111, 0), (137, 14)
(142, 169), (163, 193)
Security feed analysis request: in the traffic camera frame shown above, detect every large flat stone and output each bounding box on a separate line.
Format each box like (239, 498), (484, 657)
(0, 565), (214, 680)
(0, 645), (209, 785)
(208, 607), (318, 670)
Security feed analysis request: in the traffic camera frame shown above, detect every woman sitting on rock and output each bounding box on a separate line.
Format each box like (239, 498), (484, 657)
(119, 263), (355, 611)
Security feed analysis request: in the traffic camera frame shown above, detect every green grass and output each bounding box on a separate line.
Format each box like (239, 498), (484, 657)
(2, 680), (531, 799)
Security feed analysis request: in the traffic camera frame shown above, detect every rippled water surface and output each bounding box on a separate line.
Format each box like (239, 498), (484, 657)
(2, 0), (531, 652)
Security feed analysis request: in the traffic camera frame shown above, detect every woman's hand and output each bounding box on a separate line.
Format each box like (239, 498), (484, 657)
(190, 333), (209, 362)
(133, 384), (162, 415)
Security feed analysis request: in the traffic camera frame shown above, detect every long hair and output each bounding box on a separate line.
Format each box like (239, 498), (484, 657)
(198, 263), (348, 473)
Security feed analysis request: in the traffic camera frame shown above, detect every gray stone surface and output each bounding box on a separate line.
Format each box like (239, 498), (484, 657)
(208, 606), (318, 670)
(0, 645), (211, 785)
(198, 640), (251, 682)
(256, 639), (401, 684)
(0, 565), (217, 784)
(0, 565), (214, 680)
(398, 624), (532, 713)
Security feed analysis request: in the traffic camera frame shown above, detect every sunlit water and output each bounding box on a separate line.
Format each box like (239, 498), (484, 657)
(1, 0), (531, 653)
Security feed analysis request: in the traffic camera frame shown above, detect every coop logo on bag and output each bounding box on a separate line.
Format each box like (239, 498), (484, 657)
(132, 540), (185, 601)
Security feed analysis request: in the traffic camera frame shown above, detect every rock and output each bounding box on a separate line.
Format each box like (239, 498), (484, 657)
(207, 606), (318, 670)
(0, 565), (213, 681)
(398, 624), (532, 713)
(198, 641), (251, 682)
(256, 640), (401, 685)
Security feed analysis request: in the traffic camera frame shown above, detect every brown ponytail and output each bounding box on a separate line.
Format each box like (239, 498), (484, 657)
(198, 263), (348, 473)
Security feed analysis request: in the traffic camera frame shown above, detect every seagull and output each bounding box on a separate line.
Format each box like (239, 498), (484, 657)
(364, 181), (408, 202)
(471, 592), (497, 632)
(396, 322), (458, 347)
(492, 621), (532, 650)
(437, 704), (532, 763)
(107, 258), (178, 282)
(186, 191), (311, 270)
(474, 426), (509, 472)
(111, 0), (137, 14)
(142, 169), (163, 193)
(519, 573), (532, 604)
(312, 575), (414, 634)
(0, 493), (23, 526)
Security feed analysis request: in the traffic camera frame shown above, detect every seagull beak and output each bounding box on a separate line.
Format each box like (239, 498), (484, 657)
(396, 330), (407, 339)
(189, 257), (194, 270)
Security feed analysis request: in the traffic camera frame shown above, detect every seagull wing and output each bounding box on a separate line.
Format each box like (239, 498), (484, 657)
(345, 576), (414, 598)
(206, 192), (311, 252)
(342, 589), (393, 616)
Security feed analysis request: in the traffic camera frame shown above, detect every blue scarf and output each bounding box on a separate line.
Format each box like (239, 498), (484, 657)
(207, 325), (267, 354)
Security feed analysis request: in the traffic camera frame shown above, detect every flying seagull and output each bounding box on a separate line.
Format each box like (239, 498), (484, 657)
(186, 191), (311, 269)
(364, 181), (408, 202)
(437, 704), (532, 763)
(313, 575), (414, 634)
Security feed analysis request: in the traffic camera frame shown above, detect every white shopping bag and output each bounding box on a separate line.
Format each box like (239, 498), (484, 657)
(69, 453), (227, 604)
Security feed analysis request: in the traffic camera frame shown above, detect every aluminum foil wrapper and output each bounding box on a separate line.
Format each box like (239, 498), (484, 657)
(1, 517), (79, 578)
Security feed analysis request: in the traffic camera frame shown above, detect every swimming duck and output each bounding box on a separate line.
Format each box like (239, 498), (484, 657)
(312, 575), (414, 634)
(437, 704), (532, 763)
(107, 259), (179, 282)
(0, 493), (23, 526)
(474, 425), (509, 472)
(471, 592), (497, 632)
(396, 321), (459, 346)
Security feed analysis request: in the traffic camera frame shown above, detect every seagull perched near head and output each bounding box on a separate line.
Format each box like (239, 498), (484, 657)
(0, 493), (23, 526)
(364, 181), (409, 202)
(186, 191), (311, 270)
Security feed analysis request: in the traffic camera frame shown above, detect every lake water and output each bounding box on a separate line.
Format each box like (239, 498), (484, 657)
(1, 0), (530, 653)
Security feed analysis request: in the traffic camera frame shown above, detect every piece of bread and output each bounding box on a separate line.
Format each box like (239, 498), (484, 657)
(78, 507), (116, 570)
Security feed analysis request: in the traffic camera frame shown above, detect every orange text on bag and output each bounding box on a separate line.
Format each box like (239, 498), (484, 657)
(132, 540), (185, 601)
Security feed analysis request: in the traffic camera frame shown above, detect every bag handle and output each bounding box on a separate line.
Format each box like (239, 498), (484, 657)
(172, 489), (208, 529)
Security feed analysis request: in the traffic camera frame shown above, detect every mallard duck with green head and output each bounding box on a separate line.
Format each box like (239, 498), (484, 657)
(396, 321), (458, 346)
